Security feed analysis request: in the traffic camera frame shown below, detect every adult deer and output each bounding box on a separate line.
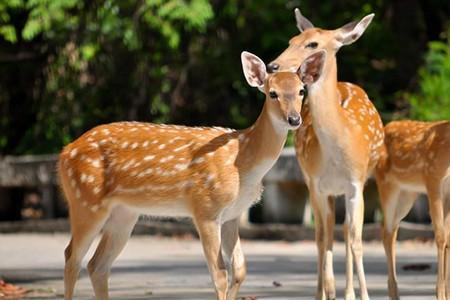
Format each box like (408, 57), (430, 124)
(58, 50), (324, 300)
(375, 120), (450, 300)
(267, 9), (384, 300)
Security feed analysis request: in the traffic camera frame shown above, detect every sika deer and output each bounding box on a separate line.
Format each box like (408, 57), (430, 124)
(268, 9), (384, 300)
(375, 120), (450, 300)
(58, 51), (323, 300)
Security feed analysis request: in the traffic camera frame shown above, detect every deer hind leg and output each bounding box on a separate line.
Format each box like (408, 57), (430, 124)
(195, 217), (228, 300)
(379, 180), (417, 300)
(441, 175), (450, 299)
(87, 205), (138, 300)
(64, 203), (110, 300)
(345, 182), (369, 300)
(221, 218), (246, 300)
(427, 182), (446, 300)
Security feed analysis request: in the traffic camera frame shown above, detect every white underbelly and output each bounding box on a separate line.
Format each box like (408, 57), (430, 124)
(398, 181), (427, 193)
(109, 196), (191, 218)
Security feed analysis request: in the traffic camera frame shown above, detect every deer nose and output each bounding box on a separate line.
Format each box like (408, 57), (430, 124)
(288, 115), (301, 127)
(266, 63), (279, 73)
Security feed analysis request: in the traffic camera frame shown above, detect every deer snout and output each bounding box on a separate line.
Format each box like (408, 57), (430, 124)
(266, 62), (279, 73)
(288, 114), (302, 127)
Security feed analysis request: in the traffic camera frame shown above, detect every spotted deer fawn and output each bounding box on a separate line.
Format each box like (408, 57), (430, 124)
(375, 120), (450, 300)
(267, 9), (384, 300)
(58, 50), (326, 300)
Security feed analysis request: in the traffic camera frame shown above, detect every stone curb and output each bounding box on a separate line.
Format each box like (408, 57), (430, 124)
(0, 219), (434, 242)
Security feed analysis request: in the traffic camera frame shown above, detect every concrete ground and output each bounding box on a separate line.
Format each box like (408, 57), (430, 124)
(0, 233), (438, 299)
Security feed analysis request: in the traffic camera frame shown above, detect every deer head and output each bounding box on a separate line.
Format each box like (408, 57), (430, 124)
(266, 8), (374, 73)
(241, 50), (326, 128)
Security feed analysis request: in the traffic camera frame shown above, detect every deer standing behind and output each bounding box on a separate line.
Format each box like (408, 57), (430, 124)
(375, 120), (450, 300)
(267, 9), (384, 300)
(58, 50), (325, 300)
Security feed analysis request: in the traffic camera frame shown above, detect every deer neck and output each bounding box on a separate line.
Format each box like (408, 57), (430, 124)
(307, 57), (347, 153)
(236, 102), (288, 183)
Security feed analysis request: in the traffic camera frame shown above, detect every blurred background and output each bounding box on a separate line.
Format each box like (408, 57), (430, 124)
(0, 0), (449, 226)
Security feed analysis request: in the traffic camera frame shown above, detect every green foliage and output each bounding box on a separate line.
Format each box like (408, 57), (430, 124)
(408, 41), (450, 121)
(0, 0), (448, 154)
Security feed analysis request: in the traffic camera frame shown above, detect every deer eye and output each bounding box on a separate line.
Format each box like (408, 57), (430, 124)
(269, 91), (278, 99)
(305, 42), (318, 49)
(299, 88), (308, 97)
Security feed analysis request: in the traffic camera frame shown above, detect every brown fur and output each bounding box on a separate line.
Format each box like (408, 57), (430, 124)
(375, 120), (450, 300)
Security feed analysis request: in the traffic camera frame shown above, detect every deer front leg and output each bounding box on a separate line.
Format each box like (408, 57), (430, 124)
(311, 190), (335, 300)
(345, 183), (369, 300)
(221, 218), (246, 300)
(324, 196), (336, 300)
(310, 190), (326, 300)
(343, 222), (354, 300)
(195, 217), (228, 300)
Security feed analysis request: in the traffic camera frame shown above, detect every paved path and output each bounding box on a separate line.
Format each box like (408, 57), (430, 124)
(0, 234), (437, 299)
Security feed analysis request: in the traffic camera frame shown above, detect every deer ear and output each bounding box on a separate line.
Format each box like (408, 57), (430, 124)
(241, 51), (267, 90)
(297, 51), (326, 85)
(335, 13), (374, 47)
(295, 8), (314, 32)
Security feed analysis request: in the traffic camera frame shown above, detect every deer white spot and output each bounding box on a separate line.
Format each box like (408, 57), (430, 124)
(68, 168), (73, 177)
(158, 144), (166, 150)
(70, 148), (78, 158)
(82, 201), (88, 207)
(90, 204), (99, 212)
(142, 141), (149, 147)
(174, 163), (189, 171)
(87, 175), (95, 183)
(91, 159), (101, 168)
(102, 129), (110, 135)
(99, 139), (108, 145)
(81, 173), (88, 183)
(121, 142), (129, 149)
(169, 137), (183, 144)
(93, 187), (101, 195)
(121, 159), (136, 171)
(75, 189), (81, 198)
(191, 157), (205, 165)
(174, 142), (193, 152)
(131, 142), (139, 149)
(144, 155), (155, 161)
(160, 155), (174, 163)
(70, 179), (76, 188)
(130, 128), (138, 132)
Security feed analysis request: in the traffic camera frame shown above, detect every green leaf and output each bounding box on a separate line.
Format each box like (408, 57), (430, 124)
(0, 25), (17, 42)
